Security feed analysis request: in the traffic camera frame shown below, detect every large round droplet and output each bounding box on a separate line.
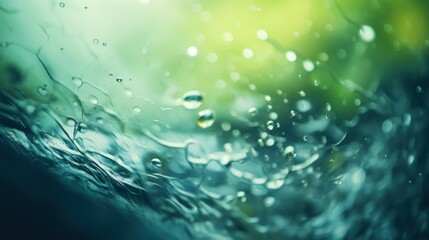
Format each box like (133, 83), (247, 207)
(182, 90), (203, 109)
(197, 109), (215, 128)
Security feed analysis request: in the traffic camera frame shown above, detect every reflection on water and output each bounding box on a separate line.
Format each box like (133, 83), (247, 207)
(1, 0), (428, 239)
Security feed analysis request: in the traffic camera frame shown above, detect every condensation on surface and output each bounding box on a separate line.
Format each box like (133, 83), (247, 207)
(1, 0), (429, 239)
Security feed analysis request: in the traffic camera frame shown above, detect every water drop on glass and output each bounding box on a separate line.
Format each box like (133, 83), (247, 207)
(197, 109), (215, 128)
(266, 138), (275, 146)
(303, 59), (315, 72)
(283, 146), (295, 160)
(248, 107), (258, 116)
(150, 158), (162, 169)
(182, 90), (203, 109)
(256, 29), (268, 40)
(133, 106), (142, 113)
(264, 197), (275, 207)
(37, 87), (48, 96)
(267, 121), (274, 130)
(77, 123), (88, 133)
(242, 48), (254, 59)
(66, 118), (76, 126)
(359, 25), (376, 42)
(286, 51), (297, 62)
(187, 46), (198, 57)
(296, 99), (312, 112)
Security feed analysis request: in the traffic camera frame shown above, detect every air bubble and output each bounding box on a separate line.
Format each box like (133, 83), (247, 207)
(116, 78), (123, 83)
(59, 2), (65, 8)
(197, 109), (215, 128)
(182, 90), (203, 109)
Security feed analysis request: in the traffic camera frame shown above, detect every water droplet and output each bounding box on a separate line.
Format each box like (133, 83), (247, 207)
(150, 158), (162, 169)
(133, 106), (142, 113)
(242, 48), (254, 59)
(266, 121), (274, 130)
(283, 146), (295, 160)
(89, 96), (98, 105)
(296, 99), (312, 112)
(269, 112), (278, 120)
(197, 109), (215, 128)
(221, 122), (231, 131)
(59, 2), (65, 8)
(93, 39), (99, 45)
(265, 138), (275, 146)
(303, 60), (315, 72)
(256, 29), (268, 40)
(382, 119), (393, 133)
(102, 42), (107, 46)
(266, 179), (285, 189)
(264, 197), (275, 207)
(116, 78), (123, 83)
(298, 90), (306, 97)
(290, 110), (296, 118)
(187, 46), (198, 57)
(37, 87), (48, 96)
(248, 107), (258, 116)
(77, 123), (88, 133)
(72, 77), (82, 87)
(96, 117), (104, 124)
(359, 25), (376, 42)
(326, 103), (332, 111)
(66, 118), (76, 126)
(182, 90), (203, 109)
(416, 86), (422, 93)
(285, 51), (297, 62)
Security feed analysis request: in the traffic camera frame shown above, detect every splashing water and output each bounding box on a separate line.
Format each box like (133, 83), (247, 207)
(1, 0), (429, 239)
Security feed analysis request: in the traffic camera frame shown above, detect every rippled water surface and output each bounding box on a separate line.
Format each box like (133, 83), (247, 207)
(1, 0), (428, 239)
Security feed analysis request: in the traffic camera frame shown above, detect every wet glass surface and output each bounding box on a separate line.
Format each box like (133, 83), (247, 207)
(1, 0), (428, 239)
